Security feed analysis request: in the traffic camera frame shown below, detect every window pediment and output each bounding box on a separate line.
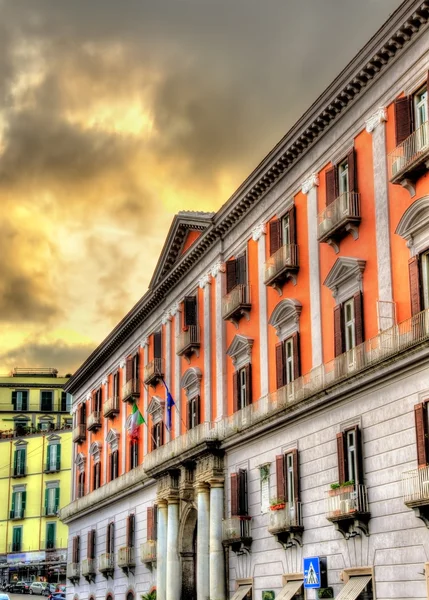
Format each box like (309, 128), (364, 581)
(106, 429), (120, 452)
(324, 257), (366, 303)
(75, 452), (86, 473)
(226, 335), (254, 369)
(47, 434), (61, 444)
(396, 196), (429, 256)
(181, 367), (202, 399)
(89, 442), (102, 463)
(14, 439), (28, 447)
(147, 396), (165, 425)
(269, 299), (302, 340)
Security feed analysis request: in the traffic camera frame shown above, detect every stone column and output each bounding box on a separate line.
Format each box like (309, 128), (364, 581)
(141, 339), (149, 456)
(196, 482), (210, 600)
(209, 480), (226, 600)
(199, 274), (212, 422)
(211, 260), (226, 420)
(301, 174), (323, 368)
(157, 501), (168, 600)
(252, 222), (268, 397)
(166, 499), (181, 600)
(366, 107), (395, 331)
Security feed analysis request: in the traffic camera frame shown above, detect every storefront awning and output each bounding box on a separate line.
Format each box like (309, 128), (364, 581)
(230, 584), (252, 600)
(336, 575), (372, 600)
(276, 579), (303, 600)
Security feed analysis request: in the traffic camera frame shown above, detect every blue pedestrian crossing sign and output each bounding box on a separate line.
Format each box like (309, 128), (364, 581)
(303, 557), (321, 589)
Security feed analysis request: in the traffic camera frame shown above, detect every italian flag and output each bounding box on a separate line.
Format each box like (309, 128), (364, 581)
(129, 403), (145, 438)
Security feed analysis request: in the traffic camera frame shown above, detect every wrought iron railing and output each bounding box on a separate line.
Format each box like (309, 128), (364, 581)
(10, 508), (25, 519)
(326, 484), (368, 519)
(222, 284), (251, 319)
(10, 466), (27, 478)
(264, 244), (299, 283)
(222, 516), (251, 543)
(402, 464), (429, 504)
(87, 411), (101, 430)
(122, 378), (140, 402)
(388, 120), (429, 180)
(144, 358), (164, 384)
(43, 505), (58, 516)
(72, 423), (86, 443)
(317, 192), (360, 240)
(104, 395), (120, 417)
(40, 539), (58, 550)
(176, 325), (201, 355)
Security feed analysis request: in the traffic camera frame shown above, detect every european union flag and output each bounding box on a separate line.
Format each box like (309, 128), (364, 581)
(162, 378), (175, 431)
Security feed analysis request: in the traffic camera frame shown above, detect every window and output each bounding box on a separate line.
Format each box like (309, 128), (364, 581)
(77, 472), (85, 498)
(334, 292), (364, 357)
(106, 522), (115, 555)
(325, 149), (357, 206)
(110, 450), (119, 481)
(93, 388), (102, 413)
(93, 462), (101, 490)
(78, 403), (87, 426)
(183, 296), (197, 329)
(233, 364), (252, 412)
(113, 371), (120, 398)
(269, 206), (297, 256)
(414, 401), (429, 468)
(41, 391), (53, 412)
(344, 299), (356, 352)
(12, 390), (28, 411)
(87, 530), (96, 560)
(260, 465), (270, 513)
(46, 522), (56, 549)
(45, 485), (60, 516)
(46, 443), (61, 472)
(275, 333), (300, 389)
(146, 506), (158, 541)
(61, 391), (68, 412)
(10, 489), (26, 519)
(394, 79), (428, 146)
(12, 526), (22, 552)
(230, 469), (248, 516)
(126, 514), (135, 548)
(13, 448), (26, 477)
(276, 450), (299, 506)
(130, 440), (138, 469)
(152, 422), (164, 450)
(415, 86), (428, 129)
(187, 395), (200, 430)
(72, 535), (80, 564)
(408, 249), (429, 315)
(126, 353), (140, 385)
(154, 330), (162, 360)
(226, 254), (247, 294)
(336, 426), (363, 486)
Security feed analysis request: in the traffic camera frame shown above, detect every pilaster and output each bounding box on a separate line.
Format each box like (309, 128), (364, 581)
(252, 222), (268, 397)
(195, 482), (210, 600)
(199, 275), (212, 422)
(156, 500), (168, 600)
(120, 359), (126, 473)
(211, 260), (226, 420)
(141, 338), (149, 456)
(170, 303), (182, 438)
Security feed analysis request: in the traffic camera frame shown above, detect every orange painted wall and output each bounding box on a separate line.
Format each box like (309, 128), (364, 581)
(181, 230), (201, 254)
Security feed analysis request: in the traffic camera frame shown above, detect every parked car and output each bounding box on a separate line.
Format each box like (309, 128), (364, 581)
(48, 593), (65, 600)
(9, 581), (31, 594)
(0, 593), (11, 600)
(29, 582), (48, 595)
(43, 585), (56, 597)
(55, 586), (65, 594)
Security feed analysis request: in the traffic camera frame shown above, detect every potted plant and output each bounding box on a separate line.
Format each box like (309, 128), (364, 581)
(328, 483), (340, 497)
(270, 498), (286, 511)
(341, 480), (355, 494)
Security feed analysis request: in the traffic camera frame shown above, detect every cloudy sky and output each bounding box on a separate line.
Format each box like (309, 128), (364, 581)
(0, 0), (402, 375)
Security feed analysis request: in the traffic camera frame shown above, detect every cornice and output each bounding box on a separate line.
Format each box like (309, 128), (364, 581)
(65, 0), (429, 395)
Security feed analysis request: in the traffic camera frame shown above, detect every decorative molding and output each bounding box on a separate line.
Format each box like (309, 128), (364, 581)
(147, 396), (165, 425)
(395, 195), (429, 256)
(75, 452), (86, 473)
(106, 429), (120, 452)
(181, 367), (203, 399)
(199, 273), (211, 289)
(140, 337), (149, 348)
(101, 377), (108, 386)
(210, 260), (225, 278)
(169, 303), (181, 317)
(86, 393), (91, 402)
(226, 334), (254, 369)
(324, 257), (366, 303)
(161, 312), (171, 325)
(269, 299), (303, 341)
(301, 173), (319, 195)
(365, 106), (388, 133)
(89, 441), (102, 463)
(251, 222), (267, 242)
(119, 360), (126, 370)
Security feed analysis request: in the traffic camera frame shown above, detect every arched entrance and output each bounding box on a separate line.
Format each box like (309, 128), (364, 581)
(179, 505), (197, 600)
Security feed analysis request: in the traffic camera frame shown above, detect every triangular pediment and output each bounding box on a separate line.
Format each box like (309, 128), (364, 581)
(149, 211), (214, 289)
(324, 257), (366, 293)
(226, 335), (254, 368)
(14, 439), (28, 447)
(47, 434), (61, 442)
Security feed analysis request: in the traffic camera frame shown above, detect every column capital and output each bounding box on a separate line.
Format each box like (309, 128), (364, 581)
(194, 481), (210, 493)
(161, 311), (171, 325)
(365, 106), (387, 133)
(101, 377), (108, 386)
(199, 272), (211, 289)
(210, 260), (225, 278)
(85, 392), (91, 402)
(169, 302), (181, 317)
(251, 222), (266, 242)
(301, 173), (319, 195)
(119, 359), (126, 370)
(157, 499), (168, 508)
(140, 337), (149, 348)
(208, 477), (225, 488)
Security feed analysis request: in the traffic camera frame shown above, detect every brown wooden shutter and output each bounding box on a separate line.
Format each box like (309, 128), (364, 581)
(237, 254), (247, 285)
(269, 219), (282, 255)
(292, 449), (300, 504)
(275, 343), (285, 389)
(147, 507), (154, 540)
(195, 395), (200, 426)
(334, 304), (344, 357)
(154, 331), (162, 359)
(184, 296), (197, 327)
(276, 455), (286, 502)
(336, 432), (346, 485)
(226, 259), (237, 293)
(394, 96), (413, 145)
(409, 256), (422, 316)
(325, 166), (337, 205)
(288, 205), (297, 245)
(91, 530), (95, 558)
(126, 357), (133, 382)
(126, 515), (131, 547)
(245, 363), (252, 404)
(353, 291), (364, 346)
(232, 372), (239, 413)
(292, 332), (301, 380)
(72, 537), (77, 563)
(76, 535), (80, 562)
(415, 402), (428, 468)
(186, 400), (191, 431)
(238, 469), (248, 516)
(230, 473), (239, 516)
(87, 531), (91, 558)
(160, 423), (164, 446)
(127, 514), (135, 547)
(347, 148), (357, 193)
(352, 425), (363, 486)
(153, 505), (158, 540)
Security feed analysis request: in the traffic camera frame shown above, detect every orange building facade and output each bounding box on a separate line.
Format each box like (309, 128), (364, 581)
(62, 2), (429, 599)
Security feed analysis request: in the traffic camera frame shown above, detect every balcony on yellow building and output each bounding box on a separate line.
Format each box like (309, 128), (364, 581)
(72, 424), (86, 443)
(222, 284), (251, 325)
(10, 507), (25, 520)
(317, 192), (361, 251)
(122, 378), (140, 404)
(104, 395), (120, 418)
(10, 466), (27, 478)
(87, 411), (102, 431)
(144, 358), (164, 387)
(176, 325), (201, 359)
(388, 121), (429, 193)
(264, 244), (299, 291)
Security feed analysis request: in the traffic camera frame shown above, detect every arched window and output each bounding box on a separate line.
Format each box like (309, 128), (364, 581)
(126, 591), (134, 600)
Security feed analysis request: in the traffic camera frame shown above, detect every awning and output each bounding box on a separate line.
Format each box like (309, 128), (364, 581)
(336, 575), (372, 600)
(230, 584), (252, 600)
(276, 579), (303, 600)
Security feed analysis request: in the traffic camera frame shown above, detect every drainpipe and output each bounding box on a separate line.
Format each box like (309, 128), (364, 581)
(39, 436), (45, 559)
(6, 440), (12, 570)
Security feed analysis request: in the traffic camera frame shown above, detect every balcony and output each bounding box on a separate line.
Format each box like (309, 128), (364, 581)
(43, 505), (58, 517)
(81, 558), (96, 582)
(268, 502), (303, 547)
(326, 483), (370, 538)
(10, 466), (27, 478)
(402, 465), (429, 526)
(104, 395), (120, 418)
(388, 121), (429, 195)
(66, 563), (80, 582)
(99, 552), (114, 577)
(10, 508), (25, 520)
(117, 546), (135, 572)
(44, 461), (60, 473)
(222, 516), (252, 553)
(264, 244), (299, 293)
(41, 539), (58, 550)
(317, 192), (361, 252)
(222, 284), (251, 326)
(176, 325), (201, 359)
(87, 411), (102, 431)
(140, 540), (157, 565)
(122, 378), (140, 403)
(144, 358), (164, 387)
(72, 424), (86, 443)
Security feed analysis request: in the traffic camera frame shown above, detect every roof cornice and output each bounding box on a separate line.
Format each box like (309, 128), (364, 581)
(65, 0), (429, 395)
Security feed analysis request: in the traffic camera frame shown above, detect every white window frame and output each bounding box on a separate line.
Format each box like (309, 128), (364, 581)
(415, 86), (428, 129)
(338, 158), (349, 197)
(285, 337), (295, 384)
(421, 249), (429, 310)
(281, 213), (291, 247)
(15, 391), (28, 411)
(286, 452), (295, 508)
(239, 367), (247, 409)
(346, 429), (357, 483)
(344, 298), (356, 352)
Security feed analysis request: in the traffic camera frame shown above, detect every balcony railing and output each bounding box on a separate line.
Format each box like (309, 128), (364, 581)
(176, 325), (201, 357)
(122, 378), (140, 403)
(268, 502), (302, 534)
(99, 552), (114, 573)
(140, 540), (157, 564)
(10, 466), (27, 478)
(144, 358), (164, 386)
(326, 484), (369, 520)
(40, 539), (57, 550)
(222, 516), (252, 549)
(67, 563), (80, 581)
(317, 192), (361, 243)
(43, 505), (58, 517)
(81, 558), (96, 577)
(264, 244), (299, 288)
(104, 395), (120, 418)
(10, 508), (25, 519)
(72, 423), (86, 443)
(222, 284), (251, 323)
(44, 461), (61, 473)
(87, 411), (101, 431)
(117, 546), (135, 568)
(388, 121), (429, 184)
(402, 465), (429, 505)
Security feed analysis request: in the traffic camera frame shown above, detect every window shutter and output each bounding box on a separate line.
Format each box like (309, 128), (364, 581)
(12, 391), (17, 409)
(232, 372), (239, 413)
(245, 363), (252, 404)
(56, 445), (61, 471)
(347, 148), (357, 193)
(55, 487), (60, 511)
(195, 395), (200, 426)
(288, 205), (297, 245)
(76, 535), (80, 562)
(23, 391), (28, 411)
(126, 515), (131, 547)
(237, 254), (247, 286)
(160, 423), (164, 446)
(226, 259), (237, 294)
(21, 491), (26, 511)
(415, 402), (428, 467)
(352, 425), (363, 486)
(292, 449), (300, 504)
(45, 488), (49, 512)
(409, 256), (422, 316)
(126, 357), (133, 382)
(292, 332), (301, 380)
(13, 450), (18, 473)
(46, 446), (51, 471)
(394, 96), (413, 145)
(154, 331), (162, 359)
(325, 166), (337, 205)
(336, 432), (347, 485)
(230, 473), (239, 516)
(275, 343), (285, 389)
(72, 537), (77, 563)
(334, 304), (344, 357)
(269, 219), (282, 255)
(129, 514), (135, 547)
(87, 531), (92, 558)
(238, 469), (248, 516)
(353, 291), (364, 346)
(11, 492), (15, 515)
(147, 507), (154, 541)
(276, 455), (286, 502)
(153, 505), (158, 540)
(184, 296), (197, 327)
(106, 524), (110, 553)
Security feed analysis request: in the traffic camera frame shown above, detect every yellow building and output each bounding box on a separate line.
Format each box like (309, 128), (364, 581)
(0, 368), (72, 584)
